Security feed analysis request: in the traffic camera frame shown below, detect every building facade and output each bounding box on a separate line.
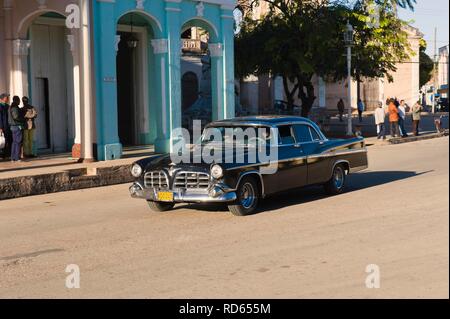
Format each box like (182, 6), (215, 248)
(0, 0), (236, 161)
(437, 45), (449, 98)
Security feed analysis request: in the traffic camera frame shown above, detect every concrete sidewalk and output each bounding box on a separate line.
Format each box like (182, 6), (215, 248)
(323, 112), (449, 138)
(0, 146), (157, 201)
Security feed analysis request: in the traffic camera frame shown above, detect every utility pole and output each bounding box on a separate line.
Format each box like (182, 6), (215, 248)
(433, 27), (438, 113)
(346, 45), (353, 136)
(344, 21), (354, 136)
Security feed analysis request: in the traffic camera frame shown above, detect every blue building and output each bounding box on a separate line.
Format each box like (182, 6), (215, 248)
(0, 0), (236, 161)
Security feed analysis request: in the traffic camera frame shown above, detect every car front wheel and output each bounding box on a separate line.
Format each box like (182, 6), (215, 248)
(324, 164), (347, 195)
(147, 201), (175, 212)
(228, 176), (260, 216)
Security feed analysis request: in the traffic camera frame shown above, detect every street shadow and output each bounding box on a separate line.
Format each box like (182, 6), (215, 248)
(176, 170), (432, 214)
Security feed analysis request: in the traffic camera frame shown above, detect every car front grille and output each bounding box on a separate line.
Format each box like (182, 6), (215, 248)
(144, 171), (169, 189)
(174, 172), (210, 189)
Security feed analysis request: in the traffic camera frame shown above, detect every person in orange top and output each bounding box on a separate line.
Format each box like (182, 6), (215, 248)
(388, 98), (400, 137)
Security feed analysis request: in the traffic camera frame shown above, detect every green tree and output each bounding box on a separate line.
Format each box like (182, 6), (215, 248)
(419, 39), (434, 87)
(235, 0), (414, 117)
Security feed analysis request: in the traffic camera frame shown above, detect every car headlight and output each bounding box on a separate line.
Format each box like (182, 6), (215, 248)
(131, 164), (143, 178)
(211, 164), (223, 179)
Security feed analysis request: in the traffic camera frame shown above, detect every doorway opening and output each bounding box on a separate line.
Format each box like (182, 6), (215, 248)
(116, 12), (153, 147)
(116, 31), (137, 146)
(28, 12), (74, 154)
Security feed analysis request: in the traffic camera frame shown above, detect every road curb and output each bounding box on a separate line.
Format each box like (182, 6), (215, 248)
(388, 131), (449, 145)
(0, 164), (133, 201)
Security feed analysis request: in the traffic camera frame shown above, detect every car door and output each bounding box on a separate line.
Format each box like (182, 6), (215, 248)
(293, 124), (331, 185)
(275, 125), (308, 192)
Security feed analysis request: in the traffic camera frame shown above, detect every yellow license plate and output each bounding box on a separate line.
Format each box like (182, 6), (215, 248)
(157, 191), (174, 202)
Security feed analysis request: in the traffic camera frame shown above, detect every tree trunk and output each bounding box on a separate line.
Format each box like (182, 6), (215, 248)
(298, 80), (316, 118)
(282, 76), (299, 112)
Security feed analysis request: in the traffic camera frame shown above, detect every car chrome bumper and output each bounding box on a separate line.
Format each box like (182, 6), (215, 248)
(129, 183), (237, 203)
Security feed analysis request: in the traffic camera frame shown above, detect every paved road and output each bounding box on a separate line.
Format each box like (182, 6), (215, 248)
(0, 138), (448, 298)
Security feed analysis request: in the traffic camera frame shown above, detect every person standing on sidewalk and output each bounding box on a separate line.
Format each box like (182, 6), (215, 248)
(0, 93), (12, 160)
(411, 101), (423, 136)
(337, 98), (345, 122)
(22, 97), (37, 158)
(8, 96), (26, 162)
(388, 98), (400, 138)
(357, 99), (365, 123)
(398, 100), (408, 138)
(374, 102), (387, 140)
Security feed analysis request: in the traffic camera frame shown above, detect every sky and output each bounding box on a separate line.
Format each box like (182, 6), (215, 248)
(398, 0), (449, 56)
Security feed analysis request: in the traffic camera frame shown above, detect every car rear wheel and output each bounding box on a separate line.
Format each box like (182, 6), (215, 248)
(228, 176), (260, 216)
(324, 164), (347, 195)
(147, 201), (175, 212)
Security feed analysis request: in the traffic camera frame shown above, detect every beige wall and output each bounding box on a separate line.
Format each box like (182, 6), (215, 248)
(1, 0), (76, 96)
(0, 6), (5, 94)
(0, 0), (78, 153)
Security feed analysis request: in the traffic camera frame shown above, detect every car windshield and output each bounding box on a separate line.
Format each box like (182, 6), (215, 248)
(200, 126), (273, 147)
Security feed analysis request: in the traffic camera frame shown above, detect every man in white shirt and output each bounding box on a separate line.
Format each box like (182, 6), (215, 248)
(398, 100), (408, 137)
(374, 102), (386, 140)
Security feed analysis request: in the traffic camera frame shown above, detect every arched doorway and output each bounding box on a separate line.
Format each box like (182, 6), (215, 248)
(26, 12), (75, 154)
(180, 22), (214, 134)
(116, 12), (155, 146)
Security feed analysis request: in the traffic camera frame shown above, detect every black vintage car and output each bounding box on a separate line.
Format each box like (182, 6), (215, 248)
(129, 116), (368, 216)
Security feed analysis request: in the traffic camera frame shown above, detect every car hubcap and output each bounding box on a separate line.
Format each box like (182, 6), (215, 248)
(334, 167), (344, 189)
(240, 182), (256, 209)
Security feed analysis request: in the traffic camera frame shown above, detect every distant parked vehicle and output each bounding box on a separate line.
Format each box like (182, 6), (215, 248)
(436, 98), (449, 112)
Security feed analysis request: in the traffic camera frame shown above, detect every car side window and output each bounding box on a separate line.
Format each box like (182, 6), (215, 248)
(293, 125), (313, 143)
(278, 125), (296, 145)
(309, 127), (322, 141)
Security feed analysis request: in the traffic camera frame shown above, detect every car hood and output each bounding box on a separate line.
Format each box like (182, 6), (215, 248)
(135, 146), (263, 172)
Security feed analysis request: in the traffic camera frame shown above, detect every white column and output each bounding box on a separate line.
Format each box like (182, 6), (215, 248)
(12, 39), (31, 98)
(318, 77), (326, 108)
(79, 0), (94, 162)
(150, 38), (170, 152)
(273, 76), (284, 102)
(0, 7), (6, 93)
(3, 0), (13, 94)
(209, 43), (224, 120)
(67, 32), (82, 156)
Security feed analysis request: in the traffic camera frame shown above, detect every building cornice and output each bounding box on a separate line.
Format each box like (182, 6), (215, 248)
(164, 0), (236, 9)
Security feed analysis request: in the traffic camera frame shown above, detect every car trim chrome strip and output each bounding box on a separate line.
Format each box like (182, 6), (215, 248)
(227, 148), (367, 171)
(349, 165), (369, 173)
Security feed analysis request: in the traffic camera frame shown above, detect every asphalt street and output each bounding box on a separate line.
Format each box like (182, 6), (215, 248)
(0, 137), (448, 298)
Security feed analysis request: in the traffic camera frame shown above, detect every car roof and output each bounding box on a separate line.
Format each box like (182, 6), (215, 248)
(207, 116), (315, 127)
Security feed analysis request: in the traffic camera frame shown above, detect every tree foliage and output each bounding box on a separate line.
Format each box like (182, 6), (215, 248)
(235, 0), (415, 117)
(419, 39), (434, 87)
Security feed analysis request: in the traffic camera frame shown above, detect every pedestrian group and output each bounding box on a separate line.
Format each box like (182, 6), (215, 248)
(0, 93), (38, 162)
(374, 98), (422, 140)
